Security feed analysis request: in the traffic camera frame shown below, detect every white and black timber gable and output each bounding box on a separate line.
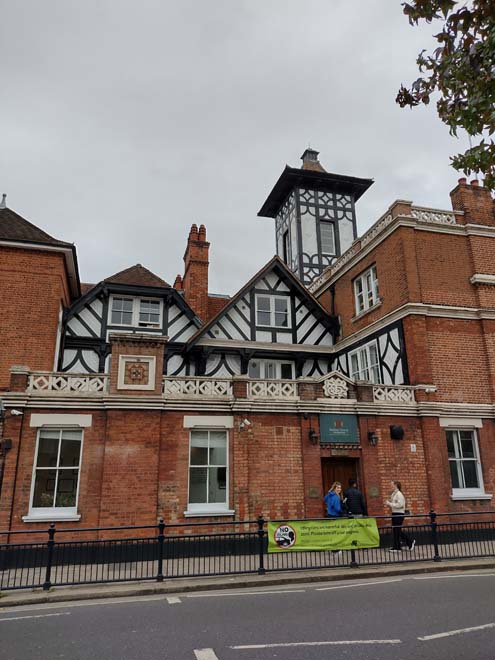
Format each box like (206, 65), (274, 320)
(184, 257), (339, 378)
(60, 265), (201, 373)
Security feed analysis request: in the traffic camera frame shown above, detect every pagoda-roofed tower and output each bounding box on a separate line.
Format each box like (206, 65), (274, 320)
(258, 149), (373, 286)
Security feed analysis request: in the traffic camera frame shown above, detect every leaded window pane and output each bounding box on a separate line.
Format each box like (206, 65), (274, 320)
(139, 300), (160, 324)
(320, 222), (335, 254)
(248, 361), (260, 378)
(274, 311), (288, 327)
(258, 311), (271, 326)
(257, 296), (270, 312)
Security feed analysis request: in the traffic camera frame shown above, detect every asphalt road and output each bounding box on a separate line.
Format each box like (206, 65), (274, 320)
(2, 570), (495, 660)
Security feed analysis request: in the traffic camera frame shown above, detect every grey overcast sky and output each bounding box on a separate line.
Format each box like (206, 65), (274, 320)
(0, 1), (469, 295)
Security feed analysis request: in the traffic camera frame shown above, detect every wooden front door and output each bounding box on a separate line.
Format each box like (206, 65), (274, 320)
(321, 457), (359, 495)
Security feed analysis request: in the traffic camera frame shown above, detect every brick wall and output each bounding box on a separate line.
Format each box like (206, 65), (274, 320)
(0, 246), (70, 388)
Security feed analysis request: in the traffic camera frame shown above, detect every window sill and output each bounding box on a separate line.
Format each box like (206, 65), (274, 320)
(352, 299), (382, 323)
(22, 513), (82, 523)
(184, 510), (235, 518)
(450, 494), (493, 501)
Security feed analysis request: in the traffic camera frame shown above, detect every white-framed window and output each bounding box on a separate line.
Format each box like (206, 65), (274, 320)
(354, 265), (379, 315)
(109, 296), (162, 328)
(28, 428), (83, 519)
(188, 430), (229, 514)
(248, 359), (294, 380)
(446, 429), (485, 497)
(320, 221), (336, 255)
(255, 295), (290, 328)
(349, 341), (380, 383)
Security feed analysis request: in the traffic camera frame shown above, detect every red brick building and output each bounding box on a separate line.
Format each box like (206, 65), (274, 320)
(1, 150), (494, 535)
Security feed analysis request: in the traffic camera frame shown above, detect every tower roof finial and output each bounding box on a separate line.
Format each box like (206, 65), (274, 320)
(0, 194), (6, 209)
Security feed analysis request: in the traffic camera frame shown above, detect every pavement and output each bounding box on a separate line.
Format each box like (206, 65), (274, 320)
(2, 556), (495, 609)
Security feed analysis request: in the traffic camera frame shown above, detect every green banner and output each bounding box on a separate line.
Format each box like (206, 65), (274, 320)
(268, 518), (379, 552)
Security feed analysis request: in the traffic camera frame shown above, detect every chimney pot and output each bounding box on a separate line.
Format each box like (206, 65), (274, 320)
(471, 179), (480, 187)
(198, 224), (207, 241)
(458, 177), (467, 185)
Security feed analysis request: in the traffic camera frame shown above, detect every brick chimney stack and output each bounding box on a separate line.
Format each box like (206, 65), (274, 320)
(182, 223), (209, 320)
(450, 178), (495, 226)
(173, 274), (183, 290)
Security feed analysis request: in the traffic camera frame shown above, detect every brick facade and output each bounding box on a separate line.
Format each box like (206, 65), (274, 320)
(2, 174), (495, 538)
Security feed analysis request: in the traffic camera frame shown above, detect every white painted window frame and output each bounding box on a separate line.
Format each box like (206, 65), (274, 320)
(319, 220), (336, 255)
(349, 340), (381, 383)
(186, 429), (231, 516)
(24, 427), (84, 523)
(353, 265), (379, 315)
(255, 294), (290, 329)
(247, 359), (294, 380)
(108, 295), (163, 329)
(446, 428), (486, 499)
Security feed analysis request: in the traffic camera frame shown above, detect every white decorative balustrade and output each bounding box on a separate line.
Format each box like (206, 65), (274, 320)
(28, 372), (109, 394)
(410, 206), (456, 225)
(163, 377), (233, 398)
(247, 380), (299, 400)
(373, 386), (416, 403)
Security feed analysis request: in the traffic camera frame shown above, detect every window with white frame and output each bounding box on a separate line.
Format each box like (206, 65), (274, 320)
(110, 296), (162, 327)
(255, 295), (290, 328)
(29, 428), (83, 515)
(354, 265), (379, 315)
(111, 297), (133, 325)
(188, 430), (228, 512)
(248, 359), (294, 380)
(320, 221), (336, 255)
(349, 341), (380, 383)
(446, 429), (485, 497)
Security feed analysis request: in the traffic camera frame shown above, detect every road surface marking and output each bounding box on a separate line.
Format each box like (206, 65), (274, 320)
(418, 622), (495, 641)
(187, 589), (304, 598)
(414, 573), (495, 580)
(194, 649), (220, 660)
(231, 639), (401, 649)
(0, 612), (71, 623)
(316, 578), (402, 591)
(166, 596), (182, 604)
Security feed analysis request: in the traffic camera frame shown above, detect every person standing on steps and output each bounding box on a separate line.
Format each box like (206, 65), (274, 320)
(324, 481), (345, 556)
(386, 480), (415, 552)
(344, 478), (368, 517)
(324, 481), (344, 517)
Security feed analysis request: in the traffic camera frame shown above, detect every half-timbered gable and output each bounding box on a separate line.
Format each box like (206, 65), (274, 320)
(186, 256), (338, 378)
(61, 264), (201, 374)
(331, 321), (408, 385)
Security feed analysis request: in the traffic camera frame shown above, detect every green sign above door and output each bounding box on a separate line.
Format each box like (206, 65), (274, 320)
(319, 414), (359, 444)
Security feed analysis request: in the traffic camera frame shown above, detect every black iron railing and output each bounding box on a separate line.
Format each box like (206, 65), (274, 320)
(1, 510), (495, 591)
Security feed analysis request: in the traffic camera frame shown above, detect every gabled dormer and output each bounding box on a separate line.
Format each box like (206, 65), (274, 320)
(61, 263), (201, 373)
(185, 256), (339, 378)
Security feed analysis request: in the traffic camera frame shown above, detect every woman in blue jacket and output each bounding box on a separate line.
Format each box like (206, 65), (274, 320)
(324, 481), (343, 517)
